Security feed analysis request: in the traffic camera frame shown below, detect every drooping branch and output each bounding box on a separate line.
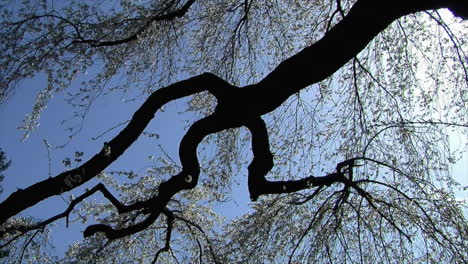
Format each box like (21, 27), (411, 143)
(152, 210), (174, 264)
(0, 73), (232, 225)
(0, 183), (128, 243)
(174, 214), (220, 264)
(81, 108), (247, 239)
(73, 0), (197, 47)
(0, 182), (174, 245)
(245, 117), (358, 201)
(1, 0), (466, 231)
(10, 0), (198, 48)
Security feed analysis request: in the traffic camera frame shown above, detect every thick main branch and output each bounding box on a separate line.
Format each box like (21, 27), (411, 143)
(243, 0), (467, 115)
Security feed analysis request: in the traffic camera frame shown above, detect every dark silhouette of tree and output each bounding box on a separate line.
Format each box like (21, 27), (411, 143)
(0, 0), (467, 262)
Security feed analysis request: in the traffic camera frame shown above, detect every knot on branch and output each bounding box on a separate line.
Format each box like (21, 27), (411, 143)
(336, 158), (358, 183)
(180, 170), (197, 189)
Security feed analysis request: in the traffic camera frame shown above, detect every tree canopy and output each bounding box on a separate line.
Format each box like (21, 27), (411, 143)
(1, 0), (467, 263)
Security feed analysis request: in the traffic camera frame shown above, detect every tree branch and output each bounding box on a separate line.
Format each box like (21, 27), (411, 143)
(1, 0), (466, 231)
(152, 210), (174, 264)
(74, 0), (197, 47)
(246, 117), (357, 200)
(0, 73), (231, 225)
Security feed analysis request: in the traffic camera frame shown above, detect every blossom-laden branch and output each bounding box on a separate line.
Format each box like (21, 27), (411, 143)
(8, 0), (197, 48)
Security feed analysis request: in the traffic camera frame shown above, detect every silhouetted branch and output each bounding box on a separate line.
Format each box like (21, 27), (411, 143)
(0, 72), (231, 225)
(288, 190), (342, 263)
(152, 210), (174, 264)
(173, 214), (220, 264)
(289, 186), (324, 205)
(18, 230), (41, 264)
(246, 117), (358, 200)
(73, 0), (197, 47)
